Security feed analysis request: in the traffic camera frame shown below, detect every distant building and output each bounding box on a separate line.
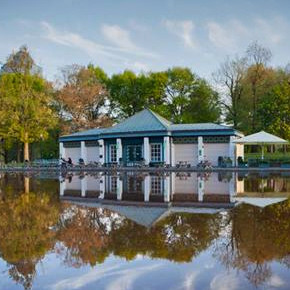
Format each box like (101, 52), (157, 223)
(59, 109), (244, 166)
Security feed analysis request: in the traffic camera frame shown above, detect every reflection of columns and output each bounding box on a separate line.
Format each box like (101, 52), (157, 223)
(164, 175), (170, 202)
(198, 137), (204, 162)
(143, 137), (150, 165)
(197, 176), (205, 202)
(59, 142), (65, 159)
(60, 179), (66, 196)
(229, 136), (236, 166)
(229, 173), (235, 203)
(171, 140), (175, 166)
(98, 139), (105, 165)
(144, 175), (150, 202)
(117, 177), (123, 200)
(81, 176), (87, 197)
(81, 141), (87, 164)
(164, 136), (170, 165)
(99, 175), (105, 199)
(116, 138), (122, 165)
(171, 172), (176, 196)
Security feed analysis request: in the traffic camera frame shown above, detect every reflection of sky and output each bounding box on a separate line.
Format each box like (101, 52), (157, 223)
(0, 245), (288, 290)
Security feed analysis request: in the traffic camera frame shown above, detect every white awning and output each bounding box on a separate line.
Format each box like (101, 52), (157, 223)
(233, 131), (288, 145)
(234, 197), (287, 208)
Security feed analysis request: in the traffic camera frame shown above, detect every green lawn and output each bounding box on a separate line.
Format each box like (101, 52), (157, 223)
(245, 152), (290, 161)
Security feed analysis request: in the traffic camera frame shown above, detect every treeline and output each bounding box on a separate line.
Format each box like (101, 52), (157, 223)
(0, 42), (289, 162)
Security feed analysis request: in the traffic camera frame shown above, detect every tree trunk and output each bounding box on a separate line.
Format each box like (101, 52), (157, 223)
(24, 177), (30, 193)
(24, 142), (29, 161)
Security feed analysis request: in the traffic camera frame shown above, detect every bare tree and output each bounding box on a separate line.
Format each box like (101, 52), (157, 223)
(245, 41), (272, 131)
(213, 56), (248, 128)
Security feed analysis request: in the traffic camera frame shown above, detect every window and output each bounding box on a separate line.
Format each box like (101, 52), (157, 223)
(151, 176), (162, 195)
(150, 143), (162, 162)
(109, 176), (117, 193)
(109, 144), (117, 162)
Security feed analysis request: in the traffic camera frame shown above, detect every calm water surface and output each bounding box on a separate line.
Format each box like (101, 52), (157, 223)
(0, 171), (289, 290)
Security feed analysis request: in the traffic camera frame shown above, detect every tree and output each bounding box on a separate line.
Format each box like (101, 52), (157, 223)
(0, 45), (41, 75)
(214, 56), (247, 128)
(214, 200), (290, 287)
(244, 42), (273, 132)
(0, 189), (59, 289)
(0, 73), (57, 161)
(109, 67), (221, 123)
(58, 65), (111, 133)
(108, 70), (166, 119)
(258, 79), (290, 140)
(163, 67), (220, 123)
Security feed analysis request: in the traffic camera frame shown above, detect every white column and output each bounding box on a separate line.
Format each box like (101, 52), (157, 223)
(229, 136), (236, 166)
(81, 176), (87, 197)
(143, 137), (150, 165)
(198, 136), (204, 163)
(81, 141), (87, 164)
(98, 139), (105, 165)
(59, 180), (66, 196)
(164, 175), (170, 202)
(99, 175), (105, 199)
(117, 177), (123, 200)
(59, 142), (65, 159)
(229, 173), (235, 203)
(197, 176), (205, 202)
(144, 175), (150, 202)
(116, 138), (122, 165)
(164, 136), (170, 165)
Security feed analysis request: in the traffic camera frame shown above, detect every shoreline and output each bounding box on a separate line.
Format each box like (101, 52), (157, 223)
(0, 166), (290, 173)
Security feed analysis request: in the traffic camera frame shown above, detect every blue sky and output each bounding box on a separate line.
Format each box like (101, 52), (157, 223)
(1, 0), (290, 81)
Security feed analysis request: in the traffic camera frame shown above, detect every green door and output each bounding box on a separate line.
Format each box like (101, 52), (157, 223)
(126, 145), (143, 164)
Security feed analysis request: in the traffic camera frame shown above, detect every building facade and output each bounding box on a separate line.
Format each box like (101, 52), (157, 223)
(59, 109), (244, 167)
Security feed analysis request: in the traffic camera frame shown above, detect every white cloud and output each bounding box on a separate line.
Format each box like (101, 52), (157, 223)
(164, 20), (197, 49)
(267, 274), (285, 288)
(207, 21), (238, 50)
(49, 262), (163, 290)
(206, 17), (290, 51)
(41, 21), (156, 61)
(101, 23), (157, 58)
(254, 18), (285, 44)
(50, 264), (120, 290)
(105, 264), (162, 290)
(210, 272), (241, 290)
(101, 24), (137, 50)
(41, 21), (125, 61)
(182, 271), (199, 290)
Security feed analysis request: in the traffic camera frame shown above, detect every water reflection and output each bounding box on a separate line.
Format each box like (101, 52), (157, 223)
(0, 172), (289, 289)
(60, 171), (290, 207)
(60, 172), (238, 204)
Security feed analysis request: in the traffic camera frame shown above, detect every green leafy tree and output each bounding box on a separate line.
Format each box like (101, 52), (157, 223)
(108, 70), (164, 119)
(0, 73), (57, 161)
(258, 80), (290, 140)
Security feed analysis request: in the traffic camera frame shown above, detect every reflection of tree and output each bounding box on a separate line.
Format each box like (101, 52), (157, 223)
(57, 208), (221, 266)
(215, 199), (290, 287)
(56, 206), (113, 267)
(0, 191), (60, 289)
(109, 213), (221, 262)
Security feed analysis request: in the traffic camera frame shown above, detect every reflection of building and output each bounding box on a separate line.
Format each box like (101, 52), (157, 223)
(60, 172), (238, 205)
(59, 109), (243, 167)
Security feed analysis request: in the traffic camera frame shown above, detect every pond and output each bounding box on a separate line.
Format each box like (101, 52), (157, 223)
(0, 171), (289, 290)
